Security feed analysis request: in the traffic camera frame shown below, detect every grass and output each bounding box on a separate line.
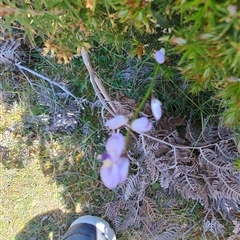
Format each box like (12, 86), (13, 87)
(0, 39), (237, 240)
(1, 159), (61, 239)
(0, 66), (107, 239)
(0, 97), (107, 239)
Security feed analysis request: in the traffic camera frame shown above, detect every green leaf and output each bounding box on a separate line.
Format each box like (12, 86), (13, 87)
(118, 9), (128, 18)
(151, 182), (160, 190)
(151, 10), (170, 28)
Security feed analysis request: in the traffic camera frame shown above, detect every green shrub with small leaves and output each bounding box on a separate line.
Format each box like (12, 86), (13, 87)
(1, 0), (239, 127)
(1, 0), (157, 62)
(160, 0), (240, 127)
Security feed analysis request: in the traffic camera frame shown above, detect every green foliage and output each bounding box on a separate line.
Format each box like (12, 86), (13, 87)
(1, 0), (239, 127)
(1, 0), (156, 61)
(165, 0), (240, 127)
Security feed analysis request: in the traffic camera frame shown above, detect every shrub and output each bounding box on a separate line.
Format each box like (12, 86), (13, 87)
(1, 0), (239, 127)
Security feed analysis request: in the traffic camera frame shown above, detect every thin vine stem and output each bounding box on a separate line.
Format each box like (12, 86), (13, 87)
(125, 65), (160, 149)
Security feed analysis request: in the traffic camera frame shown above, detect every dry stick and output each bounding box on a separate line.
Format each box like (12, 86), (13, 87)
(80, 48), (140, 142)
(16, 63), (81, 100)
(142, 131), (237, 150)
(80, 48), (117, 116)
(17, 65), (34, 88)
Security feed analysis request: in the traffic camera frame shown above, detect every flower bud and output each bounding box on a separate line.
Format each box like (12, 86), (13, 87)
(151, 97), (162, 121)
(105, 115), (128, 129)
(227, 5), (237, 16)
(171, 37), (187, 46)
(154, 48), (165, 64)
(131, 117), (152, 133)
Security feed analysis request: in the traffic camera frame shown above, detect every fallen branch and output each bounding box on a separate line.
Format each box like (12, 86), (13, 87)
(16, 63), (83, 101)
(80, 48), (117, 116)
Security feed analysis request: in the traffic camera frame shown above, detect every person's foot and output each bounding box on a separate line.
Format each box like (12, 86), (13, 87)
(61, 215), (116, 240)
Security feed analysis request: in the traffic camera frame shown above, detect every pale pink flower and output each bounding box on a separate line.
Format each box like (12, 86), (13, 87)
(171, 37), (187, 46)
(105, 115), (128, 129)
(226, 76), (240, 82)
(227, 5), (237, 16)
(99, 133), (129, 189)
(151, 97), (162, 121)
(225, 5), (237, 22)
(131, 117), (152, 133)
(154, 48), (165, 64)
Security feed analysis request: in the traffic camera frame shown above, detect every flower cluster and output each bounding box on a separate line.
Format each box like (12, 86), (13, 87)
(99, 96), (163, 189)
(98, 48), (165, 189)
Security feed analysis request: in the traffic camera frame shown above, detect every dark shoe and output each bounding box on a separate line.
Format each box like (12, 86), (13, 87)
(61, 215), (116, 240)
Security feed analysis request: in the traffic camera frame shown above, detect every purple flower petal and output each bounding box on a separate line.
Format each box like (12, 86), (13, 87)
(151, 98), (162, 121)
(117, 157), (129, 183)
(105, 133), (125, 160)
(154, 48), (165, 64)
(100, 157), (129, 189)
(98, 152), (111, 161)
(100, 163), (119, 189)
(131, 117), (152, 133)
(105, 115), (128, 129)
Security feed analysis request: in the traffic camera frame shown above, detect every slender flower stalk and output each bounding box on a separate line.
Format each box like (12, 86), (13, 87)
(125, 65), (160, 148)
